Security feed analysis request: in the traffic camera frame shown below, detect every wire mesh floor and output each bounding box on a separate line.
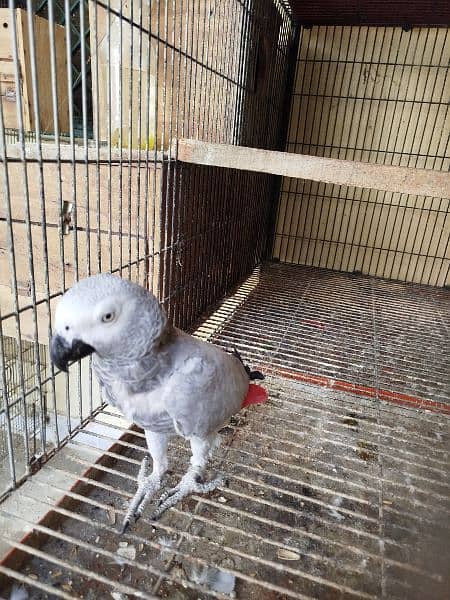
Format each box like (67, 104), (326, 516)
(210, 262), (450, 409)
(0, 262), (449, 599)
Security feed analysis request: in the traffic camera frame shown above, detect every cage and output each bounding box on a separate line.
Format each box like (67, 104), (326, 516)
(0, 0), (449, 598)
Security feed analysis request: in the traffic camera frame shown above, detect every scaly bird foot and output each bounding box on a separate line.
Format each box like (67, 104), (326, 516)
(150, 470), (225, 520)
(120, 456), (161, 534)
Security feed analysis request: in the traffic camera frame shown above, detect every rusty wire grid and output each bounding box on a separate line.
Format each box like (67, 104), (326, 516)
(0, 264), (449, 598)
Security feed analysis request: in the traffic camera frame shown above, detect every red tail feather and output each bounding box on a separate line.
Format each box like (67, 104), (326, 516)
(241, 384), (268, 408)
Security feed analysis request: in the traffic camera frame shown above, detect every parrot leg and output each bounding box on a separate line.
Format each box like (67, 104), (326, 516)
(120, 430), (168, 533)
(151, 434), (223, 520)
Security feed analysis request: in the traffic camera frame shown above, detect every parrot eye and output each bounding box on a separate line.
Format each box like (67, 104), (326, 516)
(101, 312), (115, 323)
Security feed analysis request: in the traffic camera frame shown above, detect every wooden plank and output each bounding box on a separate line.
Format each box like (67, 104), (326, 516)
(16, 9), (70, 134)
(0, 9), (69, 133)
(0, 9), (31, 130)
(3, 142), (164, 162)
(174, 138), (450, 199)
(89, 0), (245, 149)
(0, 158), (162, 230)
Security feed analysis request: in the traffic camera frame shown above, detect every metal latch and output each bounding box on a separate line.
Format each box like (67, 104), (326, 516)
(62, 201), (73, 235)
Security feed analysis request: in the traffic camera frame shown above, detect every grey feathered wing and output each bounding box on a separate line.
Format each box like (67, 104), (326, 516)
(160, 332), (249, 438)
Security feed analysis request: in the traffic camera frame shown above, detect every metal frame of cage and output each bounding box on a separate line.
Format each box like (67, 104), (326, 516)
(0, 0), (296, 498)
(0, 0), (448, 597)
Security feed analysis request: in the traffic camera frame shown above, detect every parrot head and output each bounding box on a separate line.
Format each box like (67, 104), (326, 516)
(50, 274), (168, 372)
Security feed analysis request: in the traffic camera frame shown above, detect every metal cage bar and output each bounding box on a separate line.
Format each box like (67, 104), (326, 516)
(0, 2), (449, 598)
(0, 0), (296, 497)
(273, 25), (450, 287)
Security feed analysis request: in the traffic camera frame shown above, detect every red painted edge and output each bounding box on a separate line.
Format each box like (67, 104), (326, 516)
(260, 365), (450, 415)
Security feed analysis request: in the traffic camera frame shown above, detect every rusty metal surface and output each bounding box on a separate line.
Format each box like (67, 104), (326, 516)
(285, 1), (450, 26)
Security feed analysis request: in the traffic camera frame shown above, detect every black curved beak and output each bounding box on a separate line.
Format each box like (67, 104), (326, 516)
(50, 335), (95, 372)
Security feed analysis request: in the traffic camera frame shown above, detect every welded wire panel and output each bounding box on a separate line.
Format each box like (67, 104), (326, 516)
(210, 262), (450, 407)
(0, 0), (295, 497)
(273, 26), (450, 286)
(160, 164), (276, 330)
(0, 274), (448, 598)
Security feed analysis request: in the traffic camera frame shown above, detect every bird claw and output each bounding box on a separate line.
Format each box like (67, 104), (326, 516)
(151, 471), (225, 520)
(120, 518), (132, 535)
(119, 456), (161, 534)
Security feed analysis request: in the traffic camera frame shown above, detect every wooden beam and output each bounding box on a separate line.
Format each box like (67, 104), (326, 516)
(3, 143), (164, 162)
(174, 139), (450, 199)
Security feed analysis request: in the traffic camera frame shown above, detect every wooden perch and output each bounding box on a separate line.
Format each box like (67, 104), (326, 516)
(173, 139), (450, 199)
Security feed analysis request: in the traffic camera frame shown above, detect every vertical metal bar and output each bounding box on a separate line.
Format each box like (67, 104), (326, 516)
(399, 30), (449, 285)
(154, 0), (163, 302)
(190, 0), (201, 140)
(224, 0), (241, 144)
(203, 0), (218, 142)
(48, 0), (67, 447)
(282, 26), (318, 263)
(213, 0), (240, 302)
(79, 0), (93, 417)
(135, 0), (144, 284)
(372, 28), (432, 279)
(341, 26), (396, 274)
(118, 0), (124, 276)
(173, 0), (191, 323)
(180, 0), (191, 141)
(211, 0), (225, 143)
(150, 0), (161, 299)
(143, 0), (153, 288)
(301, 25), (332, 267)
(24, 0), (51, 457)
(0, 90), (18, 488)
(329, 25), (378, 272)
(107, 0), (113, 273)
(127, 0), (135, 279)
(194, 0), (208, 140)
(64, 0), (82, 427)
(8, 0), (41, 467)
(358, 27), (418, 275)
(47, 0), (64, 446)
(93, 0), (102, 275)
(163, 0), (179, 322)
(159, 0), (172, 310)
(171, 0), (184, 324)
(80, 0), (91, 280)
(337, 26), (389, 274)
(268, 22), (301, 260)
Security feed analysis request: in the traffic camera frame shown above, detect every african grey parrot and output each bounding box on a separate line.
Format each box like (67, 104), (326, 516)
(50, 274), (267, 532)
